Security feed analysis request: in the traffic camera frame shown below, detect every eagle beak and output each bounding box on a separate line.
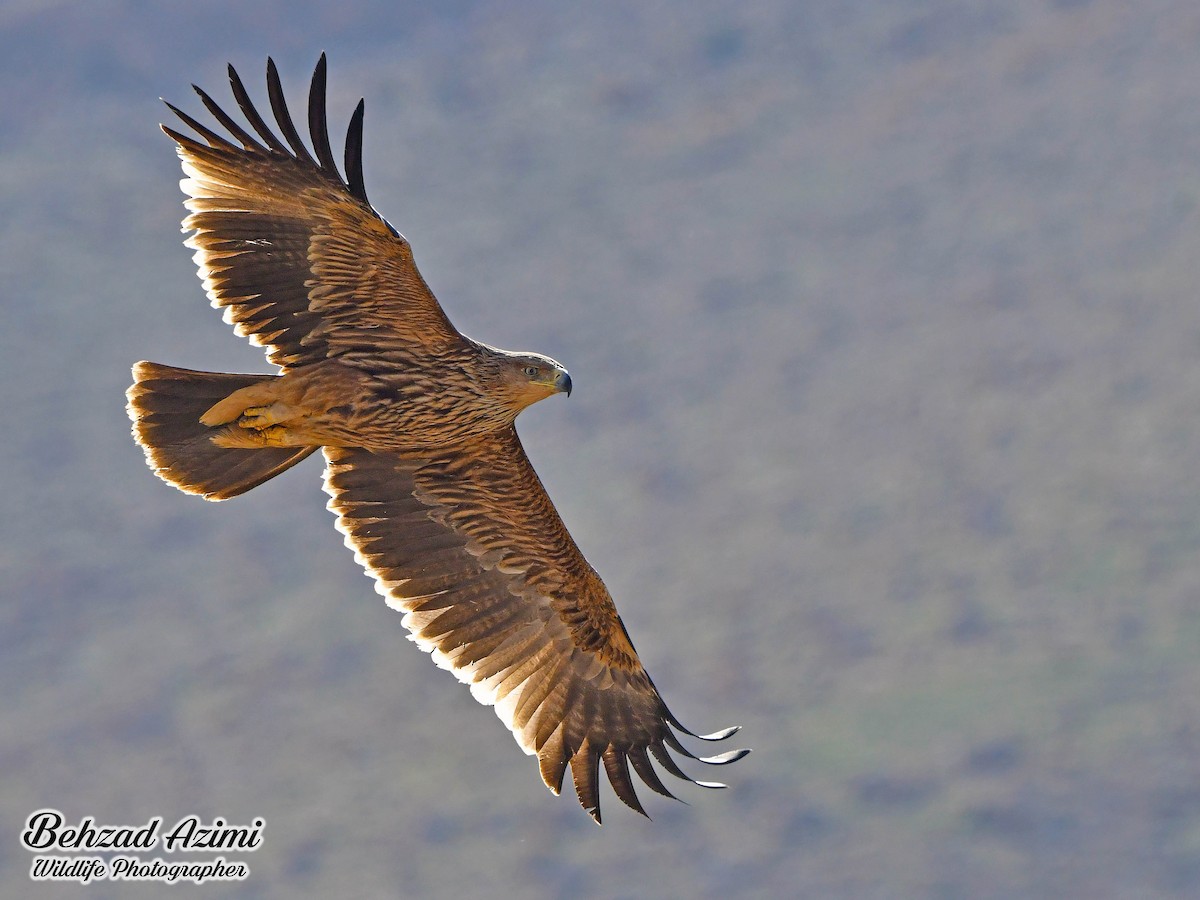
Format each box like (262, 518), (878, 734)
(555, 372), (573, 397)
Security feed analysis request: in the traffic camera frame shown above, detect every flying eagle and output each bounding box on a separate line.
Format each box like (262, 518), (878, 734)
(126, 55), (748, 823)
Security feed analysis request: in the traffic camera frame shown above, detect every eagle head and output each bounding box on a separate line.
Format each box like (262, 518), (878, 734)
(491, 350), (572, 411)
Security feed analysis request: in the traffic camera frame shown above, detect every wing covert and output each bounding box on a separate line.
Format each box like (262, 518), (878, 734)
(322, 431), (748, 822)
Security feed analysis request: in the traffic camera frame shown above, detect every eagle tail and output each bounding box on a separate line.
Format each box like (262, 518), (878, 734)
(127, 361), (318, 501)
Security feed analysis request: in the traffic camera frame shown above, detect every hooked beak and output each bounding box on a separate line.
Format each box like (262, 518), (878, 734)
(555, 372), (573, 397)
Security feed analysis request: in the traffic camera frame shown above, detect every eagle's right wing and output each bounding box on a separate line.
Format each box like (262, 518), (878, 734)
(322, 429), (749, 823)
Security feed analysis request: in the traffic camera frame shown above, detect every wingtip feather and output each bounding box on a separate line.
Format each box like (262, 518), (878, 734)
(698, 748), (752, 765)
(307, 53), (340, 174)
(345, 98), (369, 204)
(266, 56), (315, 164)
(666, 712), (742, 742)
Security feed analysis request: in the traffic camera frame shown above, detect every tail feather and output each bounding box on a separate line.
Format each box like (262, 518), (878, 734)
(127, 361), (317, 500)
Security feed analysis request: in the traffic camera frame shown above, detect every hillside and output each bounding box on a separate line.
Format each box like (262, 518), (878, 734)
(4, 1), (1200, 896)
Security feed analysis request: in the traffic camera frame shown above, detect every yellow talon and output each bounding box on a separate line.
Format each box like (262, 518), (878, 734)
(211, 423), (292, 449)
(257, 425), (290, 447)
(238, 402), (299, 430)
(239, 405), (275, 428)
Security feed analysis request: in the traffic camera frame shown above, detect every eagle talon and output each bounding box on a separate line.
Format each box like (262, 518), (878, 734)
(239, 405), (273, 428)
(238, 403), (295, 430)
(255, 425), (289, 447)
(209, 422), (292, 449)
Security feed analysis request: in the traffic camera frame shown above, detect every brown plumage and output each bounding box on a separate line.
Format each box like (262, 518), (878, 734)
(126, 55), (748, 823)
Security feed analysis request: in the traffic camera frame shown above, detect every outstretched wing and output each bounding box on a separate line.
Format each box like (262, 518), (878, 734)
(323, 431), (748, 823)
(163, 54), (464, 369)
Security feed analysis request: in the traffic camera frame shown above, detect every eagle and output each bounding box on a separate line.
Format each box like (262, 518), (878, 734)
(126, 55), (748, 823)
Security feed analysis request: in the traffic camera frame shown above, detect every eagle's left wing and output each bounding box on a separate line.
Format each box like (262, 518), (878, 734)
(162, 55), (465, 370)
(322, 430), (748, 822)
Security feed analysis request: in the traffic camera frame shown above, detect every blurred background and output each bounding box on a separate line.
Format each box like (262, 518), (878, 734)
(5, 0), (1200, 896)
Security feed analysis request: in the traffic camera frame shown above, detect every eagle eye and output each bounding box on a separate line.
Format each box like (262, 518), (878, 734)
(523, 365), (540, 378)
